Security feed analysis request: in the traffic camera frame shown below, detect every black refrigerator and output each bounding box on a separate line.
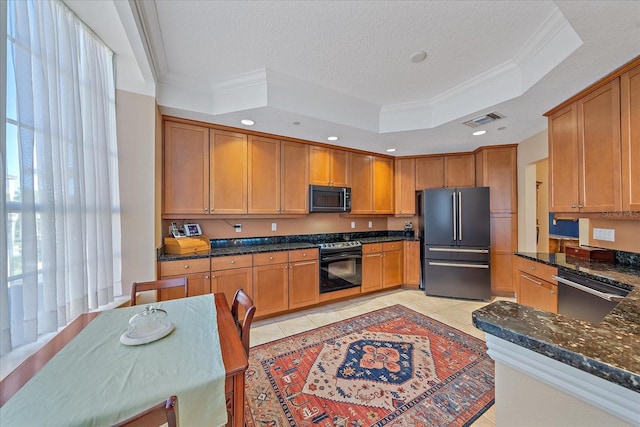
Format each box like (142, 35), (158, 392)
(416, 187), (491, 300)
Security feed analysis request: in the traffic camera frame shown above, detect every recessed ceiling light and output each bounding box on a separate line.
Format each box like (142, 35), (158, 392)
(410, 51), (428, 63)
(240, 119), (255, 126)
(386, 148), (396, 153)
(327, 136), (339, 141)
(472, 130), (487, 136)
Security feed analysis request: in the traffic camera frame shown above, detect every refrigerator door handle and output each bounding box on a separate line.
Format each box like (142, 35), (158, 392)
(452, 192), (457, 241)
(458, 191), (462, 241)
(428, 247), (489, 253)
(428, 261), (489, 269)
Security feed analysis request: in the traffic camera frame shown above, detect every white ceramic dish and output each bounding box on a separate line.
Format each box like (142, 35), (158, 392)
(120, 320), (175, 346)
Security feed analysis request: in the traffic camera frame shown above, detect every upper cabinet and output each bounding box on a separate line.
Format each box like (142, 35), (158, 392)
(547, 56), (640, 213)
(621, 64), (640, 211)
(415, 153), (475, 190)
(209, 129), (248, 214)
(350, 153), (394, 214)
(475, 145), (517, 213)
(309, 146), (350, 187)
(163, 121), (209, 215)
(394, 158), (416, 216)
(248, 136), (309, 214)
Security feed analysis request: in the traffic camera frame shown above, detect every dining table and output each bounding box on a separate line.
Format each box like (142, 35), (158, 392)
(0, 293), (248, 427)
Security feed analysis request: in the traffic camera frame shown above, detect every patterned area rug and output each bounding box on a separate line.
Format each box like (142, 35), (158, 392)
(245, 305), (494, 426)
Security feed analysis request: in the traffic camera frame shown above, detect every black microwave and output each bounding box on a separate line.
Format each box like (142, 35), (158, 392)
(309, 185), (351, 212)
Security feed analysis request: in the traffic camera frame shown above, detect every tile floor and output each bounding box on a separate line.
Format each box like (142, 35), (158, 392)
(250, 288), (514, 427)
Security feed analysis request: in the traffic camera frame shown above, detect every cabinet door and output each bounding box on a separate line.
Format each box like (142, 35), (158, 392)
(309, 145), (331, 186)
(248, 136), (281, 214)
(210, 130), (248, 214)
(350, 153), (374, 213)
(416, 156), (444, 189)
(373, 156), (394, 214)
(404, 241), (420, 287)
(395, 158), (416, 216)
(549, 104), (580, 212)
(444, 154), (475, 187)
(578, 80), (621, 212)
(212, 267), (253, 308)
(475, 146), (517, 213)
(253, 263), (289, 317)
(281, 141), (309, 214)
(163, 121), (209, 215)
(159, 272), (210, 300)
(362, 252), (383, 292)
(621, 64), (640, 211)
(289, 259), (319, 309)
(330, 149), (350, 187)
(491, 213), (517, 296)
(517, 272), (557, 313)
(383, 250), (403, 288)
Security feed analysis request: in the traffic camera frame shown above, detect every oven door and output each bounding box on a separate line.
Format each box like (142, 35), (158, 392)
(319, 252), (362, 293)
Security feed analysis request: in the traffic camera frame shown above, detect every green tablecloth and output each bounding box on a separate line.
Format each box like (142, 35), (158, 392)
(1, 294), (227, 426)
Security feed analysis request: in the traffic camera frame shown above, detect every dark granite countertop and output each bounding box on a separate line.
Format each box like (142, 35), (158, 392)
(157, 231), (417, 262)
(473, 251), (640, 392)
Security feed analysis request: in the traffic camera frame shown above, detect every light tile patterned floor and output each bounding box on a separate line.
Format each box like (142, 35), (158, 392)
(250, 288), (513, 427)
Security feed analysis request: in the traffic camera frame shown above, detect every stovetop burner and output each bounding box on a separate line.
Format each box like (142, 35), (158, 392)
(319, 241), (362, 249)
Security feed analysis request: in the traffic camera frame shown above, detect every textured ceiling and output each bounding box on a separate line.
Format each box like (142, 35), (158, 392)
(66, 1), (640, 156)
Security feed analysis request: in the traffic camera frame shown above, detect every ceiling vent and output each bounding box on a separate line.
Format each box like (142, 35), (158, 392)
(462, 112), (505, 128)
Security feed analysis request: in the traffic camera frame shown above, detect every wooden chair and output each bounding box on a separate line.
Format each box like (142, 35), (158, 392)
(231, 289), (256, 356)
(112, 395), (178, 427)
(130, 277), (188, 306)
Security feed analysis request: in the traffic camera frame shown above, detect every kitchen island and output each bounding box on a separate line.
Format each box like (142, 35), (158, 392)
(473, 252), (640, 426)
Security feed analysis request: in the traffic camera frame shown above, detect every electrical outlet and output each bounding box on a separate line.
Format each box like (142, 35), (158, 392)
(351, 221), (356, 229)
(234, 224), (242, 233)
(593, 228), (615, 242)
(368, 221), (373, 228)
(271, 222), (277, 231)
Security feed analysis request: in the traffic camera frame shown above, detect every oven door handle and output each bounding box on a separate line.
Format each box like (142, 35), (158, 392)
(552, 275), (626, 302)
(321, 254), (362, 262)
(428, 261), (489, 269)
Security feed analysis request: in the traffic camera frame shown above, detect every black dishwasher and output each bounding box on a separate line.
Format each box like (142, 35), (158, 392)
(554, 270), (629, 323)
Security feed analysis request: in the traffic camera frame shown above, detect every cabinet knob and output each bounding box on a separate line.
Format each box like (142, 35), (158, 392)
(571, 204), (577, 208)
(550, 290), (556, 294)
(211, 275), (216, 279)
(302, 253), (307, 257)
(230, 260), (235, 264)
(269, 256), (274, 260)
(530, 266), (536, 270)
(184, 265), (190, 269)
(578, 204), (583, 209)
(205, 275), (209, 279)
(204, 208), (208, 212)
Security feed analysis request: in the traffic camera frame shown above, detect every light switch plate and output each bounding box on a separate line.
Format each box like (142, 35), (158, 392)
(351, 221), (356, 229)
(593, 228), (615, 242)
(368, 221), (373, 228)
(271, 222), (277, 231)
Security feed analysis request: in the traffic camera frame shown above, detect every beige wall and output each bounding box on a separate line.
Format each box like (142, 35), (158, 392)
(584, 219), (640, 253)
(517, 130), (548, 252)
(536, 160), (549, 252)
(116, 90), (157, 296)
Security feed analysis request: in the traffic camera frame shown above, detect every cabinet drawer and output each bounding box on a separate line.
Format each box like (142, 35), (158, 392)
(382, 241), (402, 252)
(363, 243), (382, 253)
(253, 251), (288, 266)
(211, 254), (252, 271)
(289, 248), (318, 262)
(160, 258), (210, 276)
(516, 256), (557, 284)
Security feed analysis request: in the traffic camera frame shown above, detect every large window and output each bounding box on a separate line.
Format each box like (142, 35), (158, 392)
(2, 0), (121, 355)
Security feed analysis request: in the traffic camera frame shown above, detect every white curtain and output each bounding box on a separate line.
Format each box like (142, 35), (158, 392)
(1, 0), (121, 355)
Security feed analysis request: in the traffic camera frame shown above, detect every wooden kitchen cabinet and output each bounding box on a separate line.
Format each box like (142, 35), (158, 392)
(548, 80), (622, 213)
(382, 242), (403, 288)
(403, 240), (420, 287)
(159, 257), (211, 299)
(416, 156), (444, 189)
(514, 256), (558, 313)
(362, 243), (383, 292)
(248, 137), (308, 214)
(210, 129), (248, 214)
(621, 63), (640, 211)
(163, 121), (209, 215)
(288, 249), (319, 309)
(350, 154), (394, 214)
(444, 154), (475, 187)
(309, 146), (350, 187)
(394, 158), (416, 216)
(252, 251), (289, 317)
(211, 254), (253, 307)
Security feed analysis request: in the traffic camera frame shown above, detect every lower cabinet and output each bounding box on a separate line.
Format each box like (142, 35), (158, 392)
(514, 256), (558, 313)
(403, 240), (420, 287)
(159, 257), (211, 300)
(288, 249), (319, 310)
(361, 242), (404, 293)
(211, 254), (253, 307)
(253, 249), (319, 317)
